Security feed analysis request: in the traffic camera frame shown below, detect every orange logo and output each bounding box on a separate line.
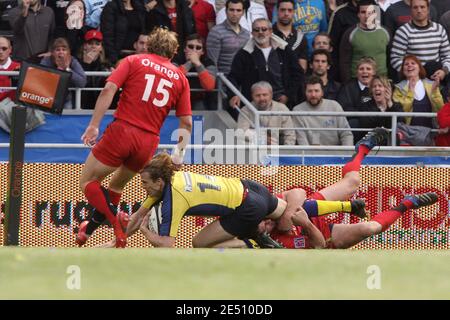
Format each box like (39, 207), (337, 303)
(18, 67), (60, 109)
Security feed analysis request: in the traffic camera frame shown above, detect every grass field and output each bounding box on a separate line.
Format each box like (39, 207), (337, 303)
(0, 248), (449, 300)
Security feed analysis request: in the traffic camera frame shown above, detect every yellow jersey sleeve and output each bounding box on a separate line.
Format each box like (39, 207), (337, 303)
(141, 195), (159, 209)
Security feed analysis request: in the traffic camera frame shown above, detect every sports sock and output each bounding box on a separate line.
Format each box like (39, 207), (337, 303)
(85, 189), (122, 235)
(342, 145), (370, 177)
(109, 189), (122, 206)
(84, 181), (117, 225)
(303, 200), (352, 217)
(370, 199), (412, 232)
(85, 210), (105, 235)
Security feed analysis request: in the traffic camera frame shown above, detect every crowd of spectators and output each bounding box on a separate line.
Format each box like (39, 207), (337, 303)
(0, 0), (449, 146)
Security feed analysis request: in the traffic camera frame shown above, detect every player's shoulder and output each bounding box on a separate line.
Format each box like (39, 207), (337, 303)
(171, 171), (189, 189)
(128, 53), (187, 81)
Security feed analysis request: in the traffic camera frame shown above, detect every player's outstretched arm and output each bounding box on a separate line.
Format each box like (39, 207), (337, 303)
(277, 188), (307, 232)
(139, 213), (176, 247)
(291, 207), (326, 249)
(126, 205), (150, 237)
(81, 81), (118, 146)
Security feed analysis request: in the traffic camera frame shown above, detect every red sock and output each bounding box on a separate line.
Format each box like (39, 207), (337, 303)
(84, 181), (117, 224)
(108, 189), (122, 206)
(342, 145), (370, 177)
(370, 209), (403, 232)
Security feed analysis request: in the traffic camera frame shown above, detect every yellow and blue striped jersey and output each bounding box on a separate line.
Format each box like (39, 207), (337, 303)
(141, 171), (244, 237)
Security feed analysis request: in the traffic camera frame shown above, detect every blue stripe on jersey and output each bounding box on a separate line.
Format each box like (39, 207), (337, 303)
(159, 184), (173, 236)
(185, 204), (235, 217)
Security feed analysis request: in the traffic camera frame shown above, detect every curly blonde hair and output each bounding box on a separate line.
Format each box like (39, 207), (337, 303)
(147, 28), (179, 59)
(141, 153), (176, 184)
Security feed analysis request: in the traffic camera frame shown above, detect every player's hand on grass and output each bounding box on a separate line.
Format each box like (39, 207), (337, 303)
(291, 207), (309, 227)
(81, 125), (99, 147)
(95, 239), (116, 248)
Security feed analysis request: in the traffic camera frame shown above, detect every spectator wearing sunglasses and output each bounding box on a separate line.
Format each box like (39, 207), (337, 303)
(228, 18), (304, 112)
(173, 34), (217, 110)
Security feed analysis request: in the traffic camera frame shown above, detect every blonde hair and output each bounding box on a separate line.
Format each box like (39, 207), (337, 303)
(356, 56), (377, 71)
(147, 28), (179, 59)
(141, 153), (176, 184)
(369, 75), (391, 93)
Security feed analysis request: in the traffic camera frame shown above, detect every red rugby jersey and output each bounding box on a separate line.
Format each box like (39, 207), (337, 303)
(108, 54), (192, 134)
(270, 226), (311, 249)
(272, 193), (311, 249)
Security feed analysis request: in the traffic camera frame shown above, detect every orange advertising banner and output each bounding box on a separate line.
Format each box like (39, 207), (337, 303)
(17, 67), (60, 109)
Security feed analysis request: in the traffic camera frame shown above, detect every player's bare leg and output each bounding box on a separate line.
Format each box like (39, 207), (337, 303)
(79, 152), (117, 191)
(212, 239), (248, 248)
(328, 222), (381, 249)
(77, 164), (136, 247)
(317, 171), (360, 201)
(330, 192), (438, 249)
(108, 165), (137, 194)
(192, 220), (236, 248)
(79, 152), (128, 248)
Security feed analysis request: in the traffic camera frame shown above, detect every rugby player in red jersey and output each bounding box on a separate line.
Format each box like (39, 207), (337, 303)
(265, 128), (439, 249)
(77, 28), (192, 248)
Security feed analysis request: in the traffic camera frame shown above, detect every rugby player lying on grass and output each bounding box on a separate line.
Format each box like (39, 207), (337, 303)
(237, 128), (439, 249)
(98, 152), (366, 248)
(260, 191), (439, 249)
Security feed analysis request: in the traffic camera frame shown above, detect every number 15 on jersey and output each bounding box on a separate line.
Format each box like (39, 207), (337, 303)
(142, 74), (173, 107)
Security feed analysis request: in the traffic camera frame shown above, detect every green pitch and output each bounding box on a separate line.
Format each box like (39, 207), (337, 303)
(0, 248), (449, 299)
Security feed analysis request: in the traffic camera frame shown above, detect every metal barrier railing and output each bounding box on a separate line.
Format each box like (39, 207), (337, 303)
(217, 74), (444, 146)
(1, 70), (446, 147)
(0, 70), (226, 111)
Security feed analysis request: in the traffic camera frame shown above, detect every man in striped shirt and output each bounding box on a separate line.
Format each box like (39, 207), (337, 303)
(390, 0), (450, 83)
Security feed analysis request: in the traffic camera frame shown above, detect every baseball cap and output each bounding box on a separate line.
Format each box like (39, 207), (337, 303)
(84, 30), (103, 42)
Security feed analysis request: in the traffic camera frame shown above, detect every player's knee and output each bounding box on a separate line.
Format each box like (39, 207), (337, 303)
(346, 174), (360, 193)
(332, 239), (350, 249)
(192, 237), (203, 248)
(79, 180), (88, 193)
(360, 223), (379, 237)
(364, 222), (382, 235)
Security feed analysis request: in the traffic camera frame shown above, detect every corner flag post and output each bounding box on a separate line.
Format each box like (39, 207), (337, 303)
(4, 105), (26, 246)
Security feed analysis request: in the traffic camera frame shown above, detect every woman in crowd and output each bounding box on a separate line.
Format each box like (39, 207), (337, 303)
(393, 55), (444, 128)
(359, 75), (404, 144)
(40, 37), (87, 109)
(77, 30), (112, 109)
